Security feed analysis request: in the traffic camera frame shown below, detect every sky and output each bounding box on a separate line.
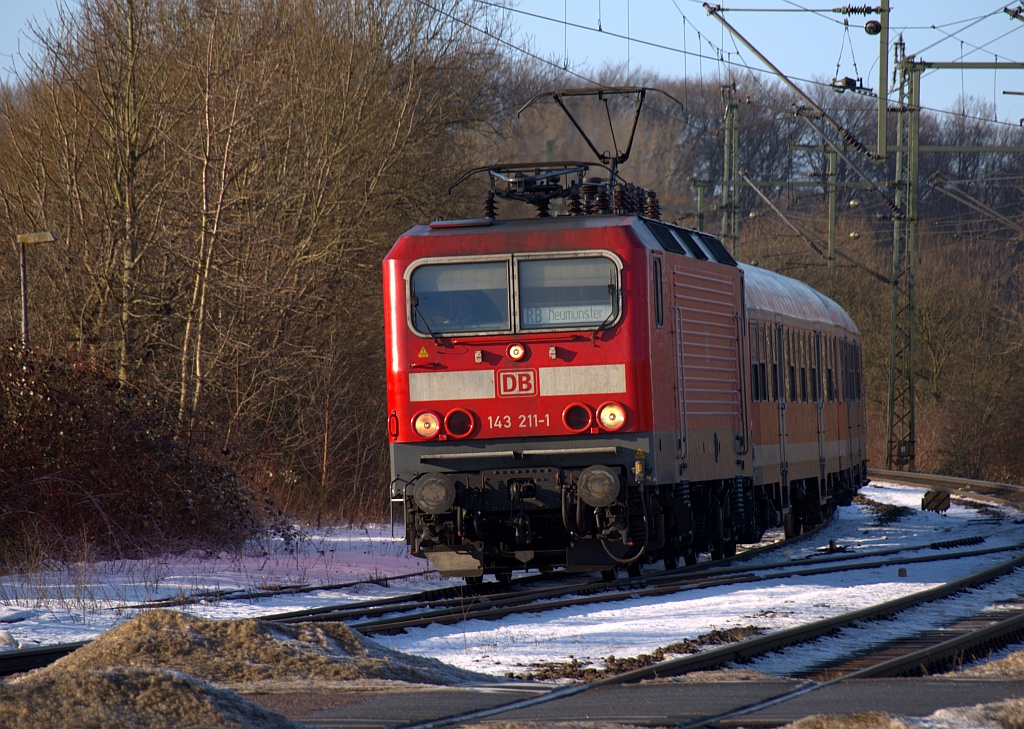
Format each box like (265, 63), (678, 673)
(511, 0), (1024, 127)
(2, 1), (1023, 127)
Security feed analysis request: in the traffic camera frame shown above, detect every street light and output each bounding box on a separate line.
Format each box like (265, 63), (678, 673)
(15, 231), (56, 348)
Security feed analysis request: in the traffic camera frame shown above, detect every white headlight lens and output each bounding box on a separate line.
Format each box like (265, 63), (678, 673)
(597, 402), (627, 431)
(413, 411), (440, 438)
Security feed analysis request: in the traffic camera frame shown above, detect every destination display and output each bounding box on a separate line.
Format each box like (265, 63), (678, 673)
(522, 304), (611, 327)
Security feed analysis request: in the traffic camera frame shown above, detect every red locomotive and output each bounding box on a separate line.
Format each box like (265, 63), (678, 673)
(383, 91), (867, 582)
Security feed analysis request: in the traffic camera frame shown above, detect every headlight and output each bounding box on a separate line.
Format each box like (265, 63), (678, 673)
(412, 411), (440, 438)
(506, 343), (527, 361)
(597, 401), (627, 431)
(412, 473), (457, 514)
(577, 465), (620, 508)
(444, 408), (475, 439)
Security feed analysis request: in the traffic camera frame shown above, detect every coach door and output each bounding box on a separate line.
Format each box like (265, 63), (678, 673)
(774, 321), (788, 494)
(814, 330), (826, 490)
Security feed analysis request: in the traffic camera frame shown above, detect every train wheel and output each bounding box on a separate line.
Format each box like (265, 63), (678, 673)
(683, 550), (698, 566)
(663, 554), (678, 570)
(723, 539), (737, 558)
(600, 568), (618, 582)
(626, 561), (642, 578)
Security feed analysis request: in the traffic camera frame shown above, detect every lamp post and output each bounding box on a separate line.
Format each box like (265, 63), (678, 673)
(15, 231), (56, 348)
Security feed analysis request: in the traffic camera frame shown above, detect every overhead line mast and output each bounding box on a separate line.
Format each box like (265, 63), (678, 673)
(704, 2), (1024, 472)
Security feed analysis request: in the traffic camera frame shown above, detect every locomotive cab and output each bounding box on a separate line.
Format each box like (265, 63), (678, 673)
(385, 213), (658, 578)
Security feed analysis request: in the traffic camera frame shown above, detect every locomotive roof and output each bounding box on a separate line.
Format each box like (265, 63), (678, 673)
(740, 263), (859, 334)
(412, 215), (737, 265)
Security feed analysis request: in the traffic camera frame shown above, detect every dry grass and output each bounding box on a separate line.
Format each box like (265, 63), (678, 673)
(6, 610), (1024, 729)
(937, 699), (1024, 729)
(0, 667), (302, 729)
(782, 713), (914, 729)
(460, 723), (647, 729)
(779, 699), (1024, 729)
(16, 609), (487, 687)
(956, 649), (1024, 679)
(0, 609), (491, 728)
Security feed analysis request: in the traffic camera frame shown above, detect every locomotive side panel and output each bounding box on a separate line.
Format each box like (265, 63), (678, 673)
(666, 259), (746, 482)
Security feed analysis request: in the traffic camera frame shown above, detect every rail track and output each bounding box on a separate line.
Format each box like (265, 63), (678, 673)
(868, 468), (1024, 507)
(366, 549), (1024, 729)
(275, 537), (1012, 636)
(2, 468), (1023, 716)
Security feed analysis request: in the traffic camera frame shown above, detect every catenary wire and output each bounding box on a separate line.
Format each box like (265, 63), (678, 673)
(486, 0), (1024, 129)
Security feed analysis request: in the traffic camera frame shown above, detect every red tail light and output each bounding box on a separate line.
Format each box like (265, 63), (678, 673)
(562, 403), (592, 433)
(444, 408), (475, 439)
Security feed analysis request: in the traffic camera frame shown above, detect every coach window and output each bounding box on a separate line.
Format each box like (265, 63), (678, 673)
(749, 323), (761, 401)
(799, 333), (808, 403)
(810, 334), (819, 403)
(758, 326), (768, 401)
(840, 340), (848, 402)
(769, 326), (779, 402)
(786, 331), (794, 401)
(844, 340), (853, 402)
(518, 255), (619, 331)
(826, 336), (835, 402)
(854, 343), (863, 401)
(409, 260), (510, 336)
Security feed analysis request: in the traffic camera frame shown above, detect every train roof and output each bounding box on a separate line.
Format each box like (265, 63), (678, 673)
(740, 263), (859, 335)
(403, 215), (737, 265)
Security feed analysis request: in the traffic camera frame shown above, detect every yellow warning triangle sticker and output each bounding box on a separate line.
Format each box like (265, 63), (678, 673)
(418, 347), (429, 358)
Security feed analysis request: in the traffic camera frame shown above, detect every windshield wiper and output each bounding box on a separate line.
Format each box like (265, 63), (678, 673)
(592, 273), (618, 341)
(410, 284), (443, 346)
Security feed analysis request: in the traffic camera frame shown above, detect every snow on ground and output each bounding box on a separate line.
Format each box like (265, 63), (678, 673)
(381, 483), (1024, 677)
(2, 481), (1024, 685)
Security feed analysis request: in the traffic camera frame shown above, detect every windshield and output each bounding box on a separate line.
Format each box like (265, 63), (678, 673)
(409, 261), (511, 335)
(518, 257), (618, 330)
(407, 254), (619, 336)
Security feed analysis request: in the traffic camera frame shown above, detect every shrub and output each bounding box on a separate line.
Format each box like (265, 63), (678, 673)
(0, 342), (272, 568)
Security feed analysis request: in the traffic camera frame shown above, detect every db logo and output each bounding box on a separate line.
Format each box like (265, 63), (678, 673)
(498, 369), (537, 397)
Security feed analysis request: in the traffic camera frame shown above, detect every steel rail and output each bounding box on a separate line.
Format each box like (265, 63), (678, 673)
(869, 468), (1024, 503)
(589, 549), (1024, 682)
(339, 543), (1017, 635)
(0, 522), (804, 679)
